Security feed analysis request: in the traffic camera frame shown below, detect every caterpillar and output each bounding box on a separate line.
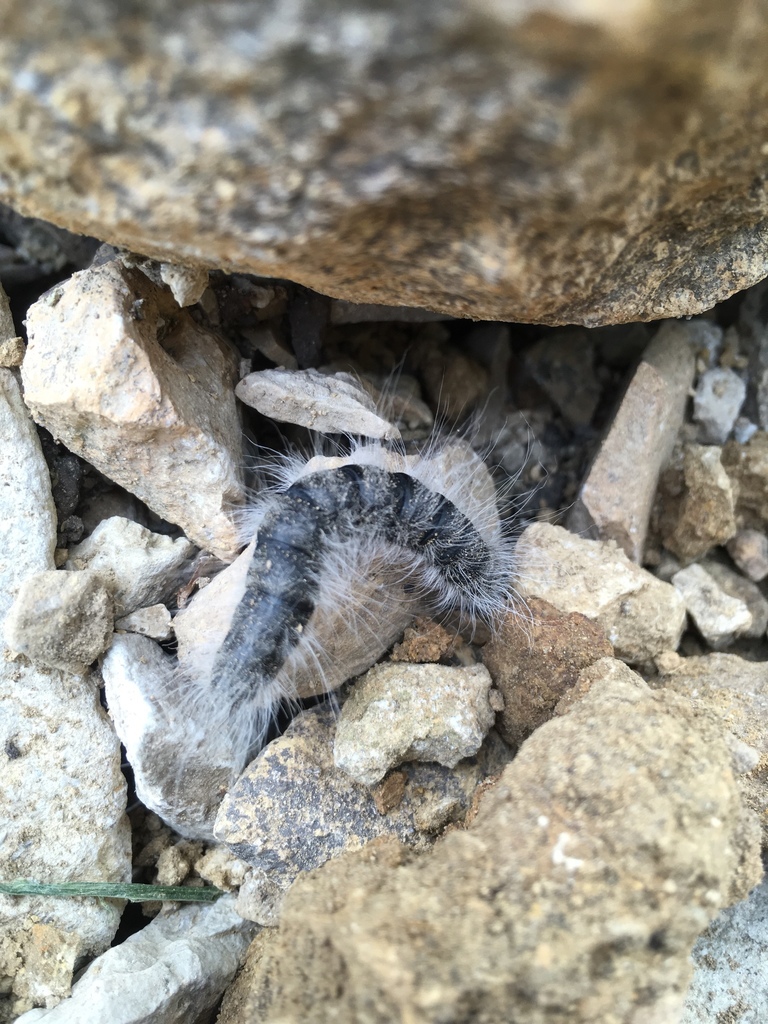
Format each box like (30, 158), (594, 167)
(171, 432), (520, 777)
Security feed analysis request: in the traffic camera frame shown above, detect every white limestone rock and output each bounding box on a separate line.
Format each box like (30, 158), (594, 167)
(115, 602), (173, 640)
(102, 633), (245, 839)
(22, 260), (245, 558)
(15, 897), (256, 1024)
(66, 516), (195, 616)
(0, 370), (130, 1021)
(672, 563), (753, 649)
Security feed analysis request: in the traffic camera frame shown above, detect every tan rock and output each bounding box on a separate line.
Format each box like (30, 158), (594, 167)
(482, 597), (613, 748)
(0, 281), (14, 344)
(726, 527), (768, 582)
(22, 260), (245, 559)
(513, 522), (686, 661)
(657, 443), (737, 563)
(219, 659), (760, 1024)
(0, 335), (24, 367)
(569, 319), (697, 561)
(3, 3), (768, 324)
(723, 432), (768, 532)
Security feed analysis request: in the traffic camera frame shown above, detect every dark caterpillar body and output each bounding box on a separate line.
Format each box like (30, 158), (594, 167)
(211, 464), (497, 702)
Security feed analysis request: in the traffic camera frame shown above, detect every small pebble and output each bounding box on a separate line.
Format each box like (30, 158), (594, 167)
(115, 603), (173, 641)
(671, 563), (753, 649)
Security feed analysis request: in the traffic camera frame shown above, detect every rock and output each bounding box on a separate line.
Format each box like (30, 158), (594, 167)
(522, 330), (601, 427)
(114, 603), (172, 640)
(727, 527), (768, 581)
(0, 280), (14, 343)
(66, 517), (195, 616)
(738, 278), (768, 430)
(722, 431), (768, 529)
(672, 563), (753, 648)
(334, 662), (496, 786)
(220, 658), (760, 1024)
(656, 652), (768, 840)
(682, 872), (768, 1024)
(235, 367), (399, 440)
(693, 366), (746, 444)
(0, 335), (24, 367)
(22, 260), (245, 559)
(389, 616), (457, 663)
(214, 704), (512, 925)
(699, 559), (768, 639)
(656, 443), (737, 563)
(0, 370), (131, 1021)
(733, 416), (758, 444)
(4, 5), (768, 324)
(14, 897), (256, 1024)
(482, 598), (613, 749)
(514, 522), (686, 661)
(240, 326), (298, 370)
(329, 300), (452, 324)
(569, 319), (696, 561)
(4, 568), (114, 673)
(158, 262), (209, 307)
(102, 633), (245, 840)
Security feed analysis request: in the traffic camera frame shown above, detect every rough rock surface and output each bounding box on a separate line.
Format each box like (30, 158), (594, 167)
(4, 568), (113, 673)
(656, 652), (768, 839)
(15, 897), (256, 1024)
(66, 516), (195, 616)
(672, 563), (753, 649)
(214, 704), (512, 925)
(0, 370), (131, 1021)
(514, 522), (687, 661)
(682, 871), (768, 1024)
(569, 319), (696, 561)
(482, 598), (613, 749)
(22, 260), (245, 559)
(656, 442), (737, 564)
(723, 431), (768, 530)
(219, 659), (760, 1024)
(3, 4), (768, 324)
(102, 633), (245, 840)
(334, 662), (496, 786)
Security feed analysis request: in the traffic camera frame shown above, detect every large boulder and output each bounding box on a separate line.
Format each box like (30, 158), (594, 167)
(1, 0), (767, 324)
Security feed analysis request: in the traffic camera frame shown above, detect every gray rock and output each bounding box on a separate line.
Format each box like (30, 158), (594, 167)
(102, 633), (245, 840)
(693, 366), (746, 443)
(0, 280), (14, 344)
(0, 370), (131, 1021)
(334, 662), (496, 786)
(4, 568), (113, 673)
(682, 872), (768, 1024)
(15, 896), (256, 1024)
(3, 3), (768, 325)
(568, 319), (696, 561)
(215, 704), (512, 925)
(523, 330), (601, 428)
(727, 527), (768, 582)
(66, 516), (195, 616)
(23, 260), (245, 559)
(514, 522), (687, 661)
(672, 563), (753, 649)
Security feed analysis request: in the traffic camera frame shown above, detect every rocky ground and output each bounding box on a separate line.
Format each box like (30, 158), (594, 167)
(1, 207), (768, 1023)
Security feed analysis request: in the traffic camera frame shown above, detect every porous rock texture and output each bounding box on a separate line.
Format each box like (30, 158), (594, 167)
(514, 522), (687, 661)
(22, 259), (245, 559)
(219, 659), (761, 1024)
(2, 2), (768, 324)
(0, 370), (130, 1021)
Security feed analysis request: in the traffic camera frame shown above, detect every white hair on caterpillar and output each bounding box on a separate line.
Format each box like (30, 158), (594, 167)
(161, 421), (529, 787)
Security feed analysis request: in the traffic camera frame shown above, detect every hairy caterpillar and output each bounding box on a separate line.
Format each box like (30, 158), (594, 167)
(171, 432), (520, 776)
